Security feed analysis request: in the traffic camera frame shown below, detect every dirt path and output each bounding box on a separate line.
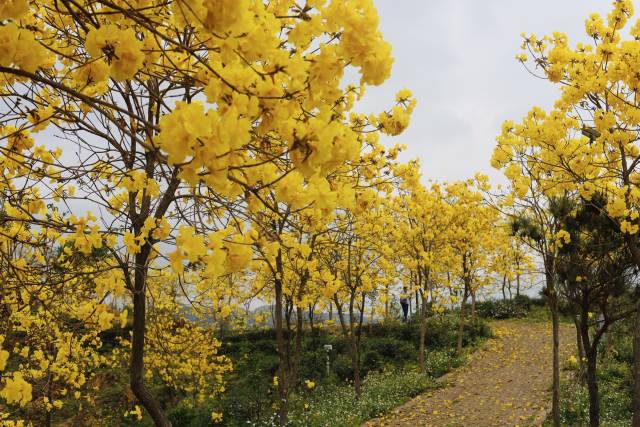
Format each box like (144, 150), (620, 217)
(365, 320), (575, 427)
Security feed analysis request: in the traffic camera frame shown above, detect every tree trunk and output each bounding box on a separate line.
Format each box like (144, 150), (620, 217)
(470, 291), (477, 323)
(502, 275), (507, 301)
(385, 288), (389, 320)
(574, 315), (585, 375)
(419, 298), (427, 374)
(131, 248), (171, 426)
(580, 324), (600, 426)
(369, 298), (375, 334)
(624, 236), (640, 426)
(308, 305), (315, 336)
(585, 352), (600, 427)
(415, 291), (419, 317)
(548, 281), (561, 427)
(456, 284), (469, 355)
(274, 257), (288, 426)
(633, 299), (640, 427)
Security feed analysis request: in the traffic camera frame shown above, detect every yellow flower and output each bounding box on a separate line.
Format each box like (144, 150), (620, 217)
(0, 348), (8, 371)
(0, 0), (29, 20)
(211, 411), (223, 423)
(555, 230), (571, 248)
(119, 309), (129, 328)
(304, 379), (316, 390)
(0, 372), (32, 407)
(127, 405), (143, 421)
(85, 25), (144, 81)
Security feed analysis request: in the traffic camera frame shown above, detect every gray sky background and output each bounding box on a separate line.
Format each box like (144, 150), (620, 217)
(357, 0), (616, 185)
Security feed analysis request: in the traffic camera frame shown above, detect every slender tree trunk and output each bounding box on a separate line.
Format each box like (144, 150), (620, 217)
(419, 296), (427, 373)
(470, 291), (477, 323)
(456, 283), (469, 355)
(131, 247), (170, 426)
(547, 274), (561, 427)
(385, 287), (389, 320)
(624, 237), (640, 426)
(369, 298), (375, 334)
(274, 253), (288, 426)
(415, 291), (419, 317)
(516, 273), (521, 297)
(580, 316), (600, 427)
(586, 352), (600, 427)
(308, 305), (315, 336)
(502, 275), (507, 301)
(634, 299), (640, 427)
(573, 315), (585, 373)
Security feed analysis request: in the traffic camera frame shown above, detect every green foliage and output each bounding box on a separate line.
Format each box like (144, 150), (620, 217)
(474, 295), (547, 320)
(553, 317), (634, 427)
(287, 369), (433, 427)
(168, 401), (216, 427)
(475, 298), (528, 319)
(556, 379), (631, 427)
(203, 316), (489, 425)
(423, 348), (464, 377)
(510, 216), (543, 242)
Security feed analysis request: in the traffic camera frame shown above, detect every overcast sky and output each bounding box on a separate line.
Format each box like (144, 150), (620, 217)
(357, 0), (615, 185)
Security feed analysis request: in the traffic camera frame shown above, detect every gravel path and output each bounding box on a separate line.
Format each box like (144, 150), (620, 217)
(365, 320), (575, 427)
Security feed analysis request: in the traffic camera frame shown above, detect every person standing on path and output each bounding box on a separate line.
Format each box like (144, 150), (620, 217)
(400, 291), (409, 322)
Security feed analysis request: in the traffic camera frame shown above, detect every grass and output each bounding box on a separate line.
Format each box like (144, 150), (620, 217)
(287, 369), (435, 427)
(281, 344), (475, 426)
(544, 318), (633, 427)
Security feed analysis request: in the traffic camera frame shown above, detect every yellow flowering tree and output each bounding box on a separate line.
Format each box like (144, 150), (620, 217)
(0, 0), (415, 424)
(490, 228), (535, 301)
(442, 179), (497, 355)
(391, 173), (457, 373)
(491, 1), (640, 423)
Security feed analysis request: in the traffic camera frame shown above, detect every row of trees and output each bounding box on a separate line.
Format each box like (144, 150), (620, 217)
(0, 0), (536, 426)
(0, 0), (415, 425)
(237, 168), (536, 424)
(492, 1), (640, 425)
(12, 0), (640, 426)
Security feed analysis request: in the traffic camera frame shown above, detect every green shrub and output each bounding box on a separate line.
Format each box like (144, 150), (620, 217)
(168, 402), (215, 427)
(361, 337), (415, 373)
(475, 298), (529, 319)
(216, 316), (490, 425)
(424, 348), (464, 378)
